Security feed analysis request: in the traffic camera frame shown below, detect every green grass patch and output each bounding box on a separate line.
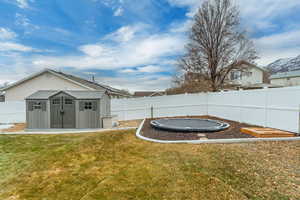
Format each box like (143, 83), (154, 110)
(0, 131), (299, 200)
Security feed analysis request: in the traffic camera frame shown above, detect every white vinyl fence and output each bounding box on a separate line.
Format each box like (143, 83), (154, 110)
(0, 101), (26, 124)
(0, 86), (300, 133)
(112, 86), (300, 133)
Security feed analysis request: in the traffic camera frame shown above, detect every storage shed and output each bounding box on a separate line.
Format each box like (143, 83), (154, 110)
(25, 90), (111, 129)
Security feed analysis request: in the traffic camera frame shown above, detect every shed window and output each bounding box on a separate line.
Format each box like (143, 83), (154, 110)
(65, 99), (73, 105)
(79, 101), (97, 111)
(33, 102), (41, 110)
(244, 71), (252, 77)
(52, 99), (60, 105)
(84, 102), (93, 110)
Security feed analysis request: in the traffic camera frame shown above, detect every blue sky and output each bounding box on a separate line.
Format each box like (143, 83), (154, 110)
(0, 0), (300, 91)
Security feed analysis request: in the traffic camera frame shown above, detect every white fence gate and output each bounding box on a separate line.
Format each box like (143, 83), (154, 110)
(0, 86), (300, 133)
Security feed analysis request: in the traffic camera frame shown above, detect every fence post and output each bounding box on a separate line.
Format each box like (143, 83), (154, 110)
(205, 92), (209, 116)
(264, 87), (268, 127)
(145, 98), (148, 119)
(151, 106), (154, 119)
(298, 104), (300, 135)
(239, 88), (243, 123)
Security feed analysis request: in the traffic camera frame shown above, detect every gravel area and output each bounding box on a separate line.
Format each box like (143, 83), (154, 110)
(0, 123), (26, 133)
(117, 119), (143, 128)
(141, 116), (255, 140)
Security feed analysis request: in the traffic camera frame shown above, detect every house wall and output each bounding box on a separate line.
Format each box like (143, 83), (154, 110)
(230, 65), (264, 86)
(5, 72), (88, 101)
(271, 76), (300, 86)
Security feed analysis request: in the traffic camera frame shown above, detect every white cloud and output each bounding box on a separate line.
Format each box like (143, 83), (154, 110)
(239, 0), (300, 31)
(33, 25), (185, 70)
(21, 23), (184, 92)
(92, 0), (125, 17)
(170, 19), (193, 33)
(114, 7), (124, 16)
(0, 42), (33, 52)
(121, 65), (165, 74)
(120, 68), (136, 73)
(0, 27), (35, 52)
(138, 65), (165, 73)
(168, 0), (300, 30)
(240, 0), (300, 20)
(79, 44), (110, 57)
(96, 75), (172, 92)
(254, 29), (300, 65)
(15, 13), (40, 34)
(0, 28), (17, 40)
(167, 0), (203, 17)
(104, 24), (146, 43)
(15, 0), (33, 9)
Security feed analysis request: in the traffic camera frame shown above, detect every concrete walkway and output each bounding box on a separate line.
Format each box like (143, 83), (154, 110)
(0, 127), (137, 135)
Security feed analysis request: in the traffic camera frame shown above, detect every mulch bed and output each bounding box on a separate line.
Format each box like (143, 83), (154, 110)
(141, 116), (256, 141)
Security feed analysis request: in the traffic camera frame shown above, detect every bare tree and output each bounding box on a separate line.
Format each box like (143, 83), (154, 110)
(178, 0), (257, 91)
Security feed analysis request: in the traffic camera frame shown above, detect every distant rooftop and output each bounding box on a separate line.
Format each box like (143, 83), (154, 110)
(270, 70), (300, 79)
(133, 91), (165, 97)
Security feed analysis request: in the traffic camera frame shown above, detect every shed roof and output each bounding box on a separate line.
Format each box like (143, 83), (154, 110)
(26, 90), (106, 100)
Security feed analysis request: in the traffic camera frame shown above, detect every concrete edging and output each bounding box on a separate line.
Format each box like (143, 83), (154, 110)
(0, 127), (137, 135)
(136, 118), (300, 144)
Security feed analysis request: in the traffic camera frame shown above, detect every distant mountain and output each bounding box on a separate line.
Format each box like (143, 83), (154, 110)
(266, 55), (300, 74)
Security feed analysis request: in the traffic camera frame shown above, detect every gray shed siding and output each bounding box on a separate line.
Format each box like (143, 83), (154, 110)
(26, 90), (111, 129)
(26, 100), (50, 129)
(100, 93), (111, 118)
(76, 100), (101, 128)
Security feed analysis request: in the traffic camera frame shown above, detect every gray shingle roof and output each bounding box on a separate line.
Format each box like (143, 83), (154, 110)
(26, 90), (105, 100)
(48, 70), (128, 95)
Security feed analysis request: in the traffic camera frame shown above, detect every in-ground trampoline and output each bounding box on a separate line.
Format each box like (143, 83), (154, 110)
(150, 118), (230, 132)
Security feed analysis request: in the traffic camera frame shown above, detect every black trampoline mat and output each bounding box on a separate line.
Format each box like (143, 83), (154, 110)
(150, 118), (230, 132)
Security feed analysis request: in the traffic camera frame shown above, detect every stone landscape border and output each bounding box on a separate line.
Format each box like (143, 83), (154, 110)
(0, 127), (136, 135)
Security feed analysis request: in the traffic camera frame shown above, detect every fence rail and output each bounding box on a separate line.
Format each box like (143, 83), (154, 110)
(1, 86), (300, 133)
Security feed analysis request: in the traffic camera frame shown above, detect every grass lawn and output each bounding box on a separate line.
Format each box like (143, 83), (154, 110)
(0, 130), (299, 200)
